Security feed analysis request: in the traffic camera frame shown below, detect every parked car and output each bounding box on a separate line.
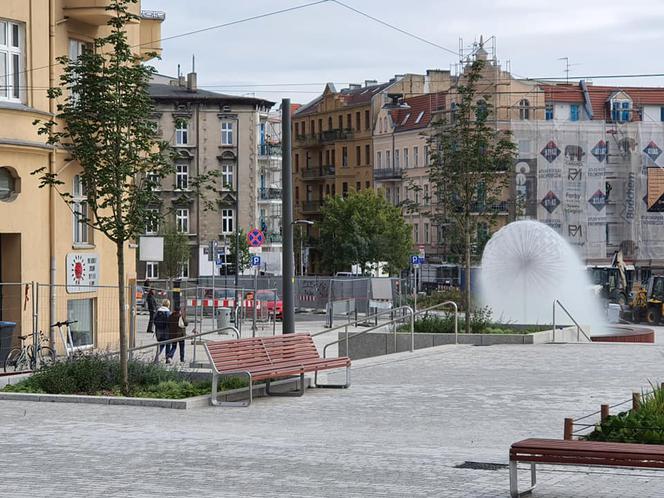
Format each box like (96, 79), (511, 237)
(245, 290), (283, 320)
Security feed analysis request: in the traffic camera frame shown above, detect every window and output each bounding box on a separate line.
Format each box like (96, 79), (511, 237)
(328, 116), (333, 130)
(570, 104), (580, 122)
(221, 209), (234, 233)
(311, 120), (315, 134)
(395, 149), (400, 168)
(356, 181), (361, 191)
(386, 150), (391, 168)
(295, 186), (299, 202)
(178, 259), (189, 279)
(355, 112), (361, 130)
(145, 208), (159, 235)
(67, 299), (94, 349)
(221, 164), (233, 189)
(342, 147), (348, 167)
(221, 121), (234, 145)
(342, 182), (348, 197)
(545, 104), (554, 120)
(424, 223), (429, 244)
(660, 107), (664, 122)
(518, 99), (530, 120)
(295, 154), (299, 173)
(413, 223), (419, 243)
(365, 110), (370, 129)
(176, 208), (189, 234)
(175, 119), (189, 145)
(365, 181), (370, 189)
(318, 119), (322, 134)
(611, 100), (631, 123)
(355, 145), (361, 165)
(403, 148), (409, 169)
(68, 39), (88, 102)
(346, 114), (351, 129)
(146, 171), (160, 191)
(0, 20), (23, 101)
(414, 146), (419, 167)
(376, 151), (382, 169)
(338, 115), (343, 129)
(295, 122), (300, 136)
(331, 149), (336, 166)
(146, 262), (159, 280)
(73, 175), (90, 245)
(476, 99), (488, 121)
(450, 102), (458, 123)
(424, 146), (429, 165)
(423, 184), (429, 205)
(175, 163), (188, 190)
(365, 144), (371, 165)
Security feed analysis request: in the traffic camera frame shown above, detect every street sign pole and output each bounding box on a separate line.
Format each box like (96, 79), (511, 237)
(211, 240), (218, 331)
(252, 264), (258, 337)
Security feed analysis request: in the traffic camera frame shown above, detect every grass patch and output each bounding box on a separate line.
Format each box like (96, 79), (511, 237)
(584, 384), (664, 445)
(2, 354), (247, 399)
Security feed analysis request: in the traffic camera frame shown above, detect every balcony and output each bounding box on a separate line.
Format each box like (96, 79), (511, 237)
(302, 165), (335, 181)
(294, 129), (354, 148)
(258, 187), (282, 201)
(374, 168), (403, 181)
(257, 144), (282, 158)
(301, 200), (324, 213)
(266, 233), (283, 244)
(469, 201), (510, 215)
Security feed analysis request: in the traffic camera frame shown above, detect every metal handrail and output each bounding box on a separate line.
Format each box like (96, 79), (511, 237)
(311, 305), (412, 338)
(552, 299), (591, 342)
(322, 306), (414, 358)
(101, 326), (240, 357)
(412, 300), (459, 345)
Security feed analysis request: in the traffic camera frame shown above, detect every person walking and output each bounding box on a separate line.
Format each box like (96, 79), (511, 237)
(166, 306), (187, 364)
(146, 287), (157, 334)
(153, 299), (171, 362)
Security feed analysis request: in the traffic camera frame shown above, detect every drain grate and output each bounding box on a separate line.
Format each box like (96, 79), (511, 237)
(455, 461), (508, 471)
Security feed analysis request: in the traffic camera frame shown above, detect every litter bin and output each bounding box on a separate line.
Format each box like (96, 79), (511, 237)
(0, 321), (17, 364)
(216, 307), (232, 331)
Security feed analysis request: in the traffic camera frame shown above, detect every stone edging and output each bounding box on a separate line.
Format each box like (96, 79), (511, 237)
(0, 376), (311, 410)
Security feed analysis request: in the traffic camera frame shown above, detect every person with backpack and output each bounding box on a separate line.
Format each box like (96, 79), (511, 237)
(153, 299), (171, 363)
(166, 306), (187, 364)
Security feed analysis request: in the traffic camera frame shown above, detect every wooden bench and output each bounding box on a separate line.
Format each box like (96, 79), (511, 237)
(509, 438), (664, 497)
(204, 333), (351, 407)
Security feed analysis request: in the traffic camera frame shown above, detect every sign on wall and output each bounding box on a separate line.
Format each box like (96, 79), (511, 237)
(66, 253), (99, 293)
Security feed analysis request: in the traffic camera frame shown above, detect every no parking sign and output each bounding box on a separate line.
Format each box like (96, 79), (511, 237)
(247, 228), (265, 247)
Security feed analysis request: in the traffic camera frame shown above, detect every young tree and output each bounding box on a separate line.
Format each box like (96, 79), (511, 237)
(318, 190), (411, 275)
(229, 229), (251, 273)
(428, 58), (517, 333)
(34, 0), (174, 392)
(160, 223), (190, 283)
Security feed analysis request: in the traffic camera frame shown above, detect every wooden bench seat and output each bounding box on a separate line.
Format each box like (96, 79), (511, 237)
(509, 438), (664, 497)
(205, 333), (351, 406)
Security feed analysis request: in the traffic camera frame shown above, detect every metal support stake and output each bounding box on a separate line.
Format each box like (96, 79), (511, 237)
(344, 323), (349, 356)
(129, 280), (137, 360)
(410, 307), (415, 352)
(32, 281), (38, 369)
(252, 266), (258, 337)
(272, 293), (277, 336)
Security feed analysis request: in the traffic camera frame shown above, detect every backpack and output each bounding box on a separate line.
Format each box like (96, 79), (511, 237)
(154, 310), (170, 336)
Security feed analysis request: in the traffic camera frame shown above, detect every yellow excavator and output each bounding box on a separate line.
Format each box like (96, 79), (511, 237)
(629, 275), (664, 324)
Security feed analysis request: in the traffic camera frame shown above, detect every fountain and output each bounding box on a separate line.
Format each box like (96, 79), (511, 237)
(479, 220), (605, 328)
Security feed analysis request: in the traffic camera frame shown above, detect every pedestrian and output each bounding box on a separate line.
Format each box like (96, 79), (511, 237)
(153, 299), (171, 362)
(146, 288), (157, 334)
(166, 306), (187, 364)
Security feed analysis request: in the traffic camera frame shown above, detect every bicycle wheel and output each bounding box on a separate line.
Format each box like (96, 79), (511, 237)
(38, 347), (55, 367)
(4, 348), (28, 372)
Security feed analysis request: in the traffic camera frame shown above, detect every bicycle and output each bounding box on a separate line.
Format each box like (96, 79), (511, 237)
(51, 320), (78, 355)
(4, 330), (55, 372)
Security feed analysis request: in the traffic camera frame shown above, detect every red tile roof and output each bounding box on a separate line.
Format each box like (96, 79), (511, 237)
(392, 92), (446, 132)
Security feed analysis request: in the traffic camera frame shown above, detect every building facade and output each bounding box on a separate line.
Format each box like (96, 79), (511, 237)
(0, 0), (162, 352)
(142, 75), (280, 280)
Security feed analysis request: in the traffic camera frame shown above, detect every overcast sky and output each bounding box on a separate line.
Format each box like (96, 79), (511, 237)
(140, 0), (664, 108)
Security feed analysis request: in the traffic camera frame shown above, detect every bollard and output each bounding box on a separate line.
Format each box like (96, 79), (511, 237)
(632, 392), (641, 411)
(563, 418), (574, 440)
(601, 404), (609, 422)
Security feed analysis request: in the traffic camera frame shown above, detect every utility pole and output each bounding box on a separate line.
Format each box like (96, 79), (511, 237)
(282, 99), (295, 334)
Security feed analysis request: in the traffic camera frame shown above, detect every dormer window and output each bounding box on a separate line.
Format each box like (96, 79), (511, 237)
(610, 94), (632, 123)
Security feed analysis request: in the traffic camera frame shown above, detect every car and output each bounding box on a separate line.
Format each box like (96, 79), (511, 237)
(245, 289), (283, 320)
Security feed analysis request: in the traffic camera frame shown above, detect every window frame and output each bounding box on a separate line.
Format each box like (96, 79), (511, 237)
(72, 175), (91, 245)
(175, 119), (189, 146)
(66, 298), (95, 350)
(221, 121), (234, 145)
(146, 261), (159, 280)
(570, 104), (580, 122)
(221, 163), (234, 190)
(221, 208), (234, 234)
(0, 20), (24, 102)
(175, 162), (189, 191)
(175, 208), (189, 234)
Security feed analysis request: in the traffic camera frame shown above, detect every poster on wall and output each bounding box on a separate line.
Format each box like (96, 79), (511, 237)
(66, 253), (99, 293)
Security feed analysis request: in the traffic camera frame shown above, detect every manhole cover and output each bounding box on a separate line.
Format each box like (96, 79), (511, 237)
(455, 461), (508, 471)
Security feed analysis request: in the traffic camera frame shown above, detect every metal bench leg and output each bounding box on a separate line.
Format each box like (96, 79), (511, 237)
(210, 372), (253, 407)
(265, 373), (305, 397)
(314, 365), (351, 389)
(509, 460), (536, 498)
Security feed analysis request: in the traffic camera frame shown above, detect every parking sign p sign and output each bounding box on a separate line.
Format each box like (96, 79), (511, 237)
(251, 255), (261, 267)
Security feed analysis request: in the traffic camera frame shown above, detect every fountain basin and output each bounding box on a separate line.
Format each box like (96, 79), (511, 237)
(590, 325), (655, 344)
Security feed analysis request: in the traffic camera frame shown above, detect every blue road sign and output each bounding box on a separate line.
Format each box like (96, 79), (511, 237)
(411, 255), (425, 265)
(251, 255), (261, 267)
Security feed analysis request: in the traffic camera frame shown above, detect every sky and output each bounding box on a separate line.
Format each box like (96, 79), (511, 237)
(140, 0), (664, 108)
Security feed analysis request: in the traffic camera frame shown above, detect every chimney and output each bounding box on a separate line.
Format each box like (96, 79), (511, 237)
(187, 72), (197, 92)
(364, 79), (378, 87)
(348, 83), (361, 90)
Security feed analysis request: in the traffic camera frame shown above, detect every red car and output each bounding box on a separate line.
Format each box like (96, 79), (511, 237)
(246, 290), (283, 320)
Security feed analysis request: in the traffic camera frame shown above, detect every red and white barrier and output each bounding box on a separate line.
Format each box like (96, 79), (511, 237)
(186, 299), (263, 309)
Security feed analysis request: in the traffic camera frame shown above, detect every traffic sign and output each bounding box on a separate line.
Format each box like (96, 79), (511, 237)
(247, 228), (265, 247)
(410, 255), (424, 265)
(251, 255), (261, 267)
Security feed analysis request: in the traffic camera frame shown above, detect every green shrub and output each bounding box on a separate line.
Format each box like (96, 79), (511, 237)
(409, 288), (465, 310)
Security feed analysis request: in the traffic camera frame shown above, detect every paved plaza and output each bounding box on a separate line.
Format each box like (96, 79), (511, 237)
(2, 335), (664, 497)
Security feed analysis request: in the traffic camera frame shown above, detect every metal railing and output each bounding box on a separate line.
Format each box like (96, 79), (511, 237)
(552, 299), (591, 342)
(320, 306), (414, 359)
(413, 300), (459, 345)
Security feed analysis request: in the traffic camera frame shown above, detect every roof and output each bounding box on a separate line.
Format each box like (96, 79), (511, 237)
(392, 92), (446, 132)
(294, 81), (392, 117)
(149, 83), (274, 108)
(540, 82), (664, 120)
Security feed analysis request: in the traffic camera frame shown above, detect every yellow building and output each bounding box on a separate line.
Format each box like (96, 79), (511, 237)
(0, 1), (163, 355)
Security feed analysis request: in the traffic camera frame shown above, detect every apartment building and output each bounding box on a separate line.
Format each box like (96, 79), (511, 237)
(143, 74), (280, 279)
(0, 0), (162, 351)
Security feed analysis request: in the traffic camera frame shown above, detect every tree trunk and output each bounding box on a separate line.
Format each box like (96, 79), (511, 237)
(465, 224), (471, 334)
(117, 241), (128, 394)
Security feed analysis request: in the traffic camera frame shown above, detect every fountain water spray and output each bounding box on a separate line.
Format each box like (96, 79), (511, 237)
(479, 220), (604, 329)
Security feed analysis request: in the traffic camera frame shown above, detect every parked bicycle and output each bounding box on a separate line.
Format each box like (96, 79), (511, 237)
(4, 330), (55, 372)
